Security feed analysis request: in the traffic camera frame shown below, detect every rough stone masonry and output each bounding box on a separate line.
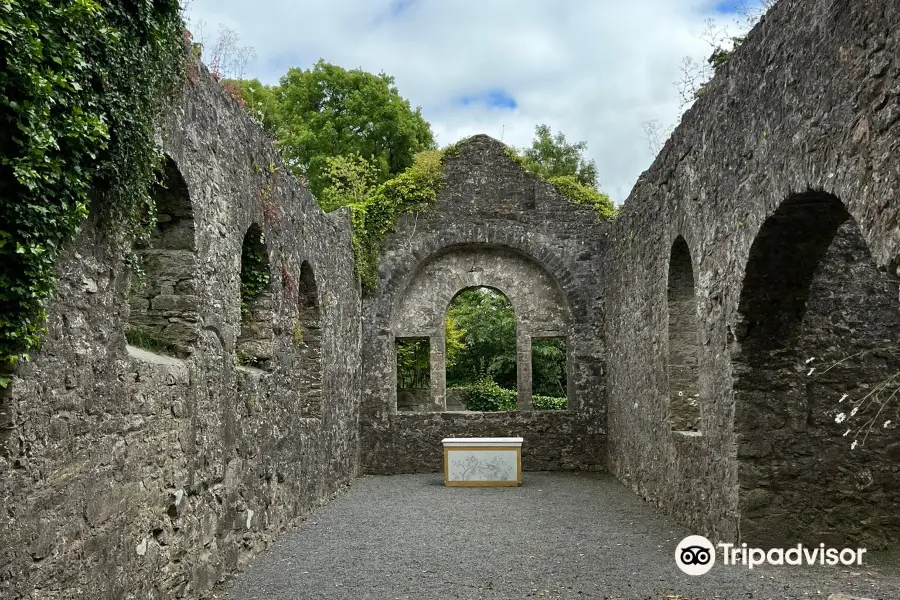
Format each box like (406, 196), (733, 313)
(1, 0), (899, 597)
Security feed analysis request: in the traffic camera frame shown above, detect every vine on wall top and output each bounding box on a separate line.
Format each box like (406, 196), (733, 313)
(0, 0), (187, 382)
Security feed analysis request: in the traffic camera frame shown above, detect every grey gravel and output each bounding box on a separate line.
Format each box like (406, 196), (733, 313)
(218, 473), (900, 600)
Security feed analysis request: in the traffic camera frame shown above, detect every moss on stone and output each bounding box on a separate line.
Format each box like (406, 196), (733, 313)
(349, 149), (447, 292)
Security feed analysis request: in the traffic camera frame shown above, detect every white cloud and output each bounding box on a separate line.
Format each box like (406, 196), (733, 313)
(184, 0), (761, 203)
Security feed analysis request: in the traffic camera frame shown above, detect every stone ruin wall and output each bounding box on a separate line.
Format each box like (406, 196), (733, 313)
(2, 0), (900, 597)
(604, 0), (900, 548)
(0, 66), (362, 599)
(360, 136), (611, 474)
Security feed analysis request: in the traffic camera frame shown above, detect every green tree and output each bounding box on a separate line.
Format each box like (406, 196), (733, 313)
(507, 125), (616, 220)
(520, 124), (598, 188)
(317, 153), (378, 212)
(445, 315), (466, 370)
(445, 288), (517, 390)
(274, 60), (435, 201)
(532, 337), (567, 397)
(397, 338), (429, 389)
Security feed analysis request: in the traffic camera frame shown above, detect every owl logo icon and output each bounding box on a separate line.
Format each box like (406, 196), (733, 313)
(675, 535), (716, 575)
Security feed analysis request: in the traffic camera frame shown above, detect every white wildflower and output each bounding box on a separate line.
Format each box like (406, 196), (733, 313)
(843, 429), (851, 437)
(850, 406), (859, 417)
(807, 367), (816, 376)
(851, 440), (859, 450)
(804, 357), (816, 364)
(838, 394), (848, 403)
(885, 420), (892, 428)
(835, 413), (846, 424)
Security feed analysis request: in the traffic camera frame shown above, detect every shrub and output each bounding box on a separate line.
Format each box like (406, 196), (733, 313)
(533, 395), (567, 411)
(349, 149), (446, 291)
(462, 378), (517, 412)
(547, 175), (617, 221)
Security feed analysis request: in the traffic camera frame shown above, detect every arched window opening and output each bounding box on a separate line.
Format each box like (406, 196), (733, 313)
(531, 337), (568, 410)
(667, 236), (701, 433)
(126, 157), (198, 357)
(295, 261), (322, 417)
(445, 287), (517, 412)
(237, 224), (274, 371)
(733, 192), (900, 549)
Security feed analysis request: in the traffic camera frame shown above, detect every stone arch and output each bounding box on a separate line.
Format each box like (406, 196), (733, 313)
(296, 260), (323, 417)
(126, 155), (198, 357)
(444, 286), (518, 411)
(732, 191), (900, 548)
(392, 244), (570, 412)
(666, 236), (701, 433)
(378, 224), (579, 322)
(237, 223), (274, 371)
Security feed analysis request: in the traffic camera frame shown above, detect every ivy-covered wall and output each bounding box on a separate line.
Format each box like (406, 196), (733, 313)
(0, 58), (362, 598)
(0, 0), (185, 377)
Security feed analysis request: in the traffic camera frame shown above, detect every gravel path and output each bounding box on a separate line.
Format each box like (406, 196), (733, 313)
(218, 473), (900, 600)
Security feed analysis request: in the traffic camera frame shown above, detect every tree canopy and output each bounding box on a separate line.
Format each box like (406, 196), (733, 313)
(520, 124), (599, 189)
(441, 287), (567, 407)
(445, 288), (517, 390)
(229, 60), (435, 204)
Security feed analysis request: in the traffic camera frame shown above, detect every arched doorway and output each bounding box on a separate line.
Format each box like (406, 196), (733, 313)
(444, 287), (517, 411)
(732, 192), (900, 548)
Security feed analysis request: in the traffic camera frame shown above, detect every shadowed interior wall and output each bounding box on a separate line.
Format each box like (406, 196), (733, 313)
(733, 194), (900, 548)
(667, 237), (701, 432)
(605, 0), (900, 545)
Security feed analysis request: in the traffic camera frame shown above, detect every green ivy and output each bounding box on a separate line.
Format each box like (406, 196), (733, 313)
(240, 227), (271, 320)
(0, 0), (186, 377)
(503, 146), (526, 167)
(502, 147), (616, 221)
(349, 149), (446, 292)
(546, 175), (617, 221)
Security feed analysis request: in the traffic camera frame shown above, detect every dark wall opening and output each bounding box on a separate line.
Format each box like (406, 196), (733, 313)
(396, 337), (430, 412)
(667, 236), (701, 432)
(532, 336), (568, 410)
(296, 261), (322, 417)
(733, 192), (900, 548)
(126, 157), (198, 357)
(237, 223), (274, 371)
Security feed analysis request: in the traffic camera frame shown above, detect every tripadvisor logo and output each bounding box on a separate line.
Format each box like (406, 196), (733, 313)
(675, 535), (716, 575)
(675, 535), (867, 575)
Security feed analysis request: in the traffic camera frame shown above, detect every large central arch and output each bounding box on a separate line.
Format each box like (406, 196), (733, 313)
(391, 244), (571, 412)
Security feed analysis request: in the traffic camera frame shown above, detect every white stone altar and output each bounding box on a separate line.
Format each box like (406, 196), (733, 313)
(442, 437), (523, 486)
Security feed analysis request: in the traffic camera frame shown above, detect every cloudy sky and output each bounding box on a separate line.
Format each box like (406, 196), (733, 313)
(184, 0), (762, 204)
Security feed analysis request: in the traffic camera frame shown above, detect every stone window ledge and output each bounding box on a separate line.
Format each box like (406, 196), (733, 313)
(673, 430), (702, 438)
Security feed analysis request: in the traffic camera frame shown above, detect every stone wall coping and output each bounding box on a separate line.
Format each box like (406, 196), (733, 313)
(442, 437), (523, 447)
(126, 344), (186, 368)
